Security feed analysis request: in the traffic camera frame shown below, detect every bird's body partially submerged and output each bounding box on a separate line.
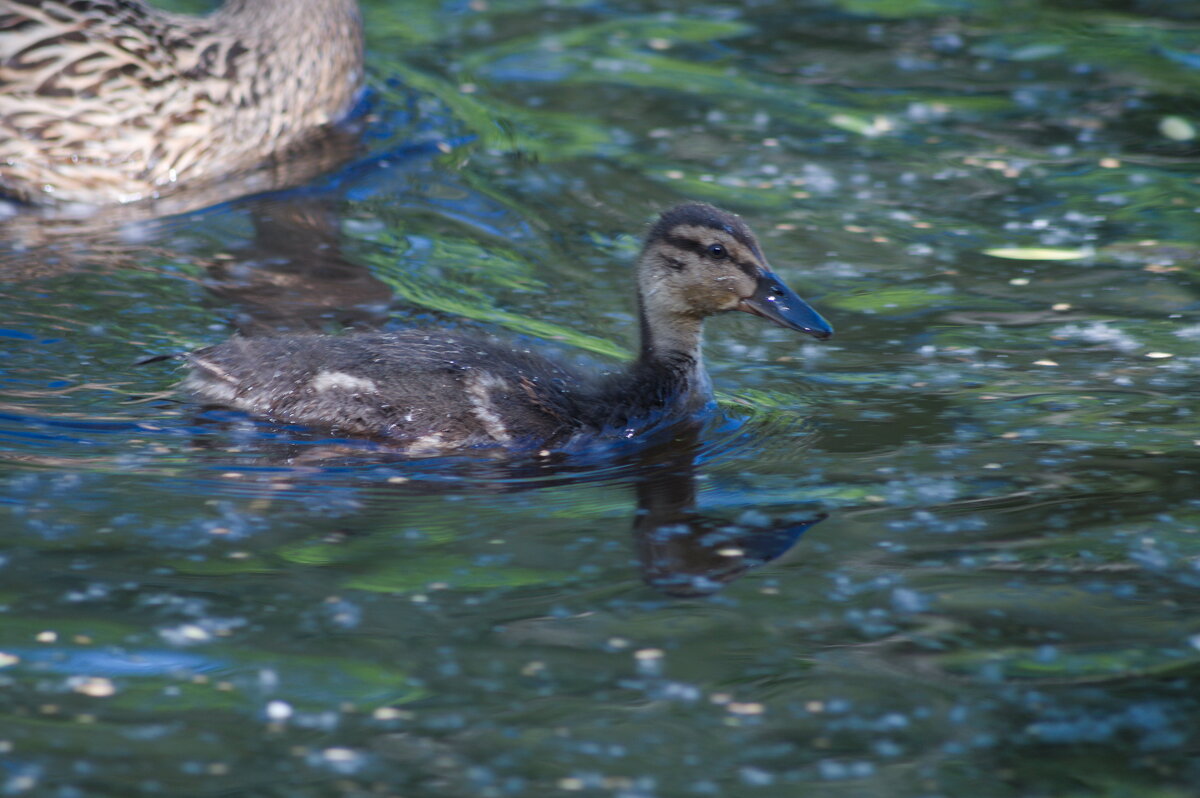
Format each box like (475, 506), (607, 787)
(0, 0), (363, 205)
(180, 203), (834, 454)
(184, 328), (718, 453)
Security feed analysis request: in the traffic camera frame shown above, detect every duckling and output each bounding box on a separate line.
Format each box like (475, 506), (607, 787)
(181, 203), (833, 453)
(0, 0), (363, 206)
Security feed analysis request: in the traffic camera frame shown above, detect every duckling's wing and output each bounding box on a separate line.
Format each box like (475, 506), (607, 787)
(181, 331), (587, 449)
(185, 351), (242, 390)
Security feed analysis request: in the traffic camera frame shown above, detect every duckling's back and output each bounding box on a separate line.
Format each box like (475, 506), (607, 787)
(183, 331), (588, 453)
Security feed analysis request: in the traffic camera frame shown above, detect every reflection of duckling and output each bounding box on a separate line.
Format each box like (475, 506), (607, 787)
(634, 467), (826, 597)
(181, 203), (833, 452)
(631, 428), (826, 597)
(0, 0), (362, 206)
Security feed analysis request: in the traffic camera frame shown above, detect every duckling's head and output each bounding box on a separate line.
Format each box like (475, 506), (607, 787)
(638, 203), (833, 340)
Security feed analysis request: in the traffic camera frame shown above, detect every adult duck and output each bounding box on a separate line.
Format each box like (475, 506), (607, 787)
(0, 0), (363, 205)
(181, 203), (834, 453)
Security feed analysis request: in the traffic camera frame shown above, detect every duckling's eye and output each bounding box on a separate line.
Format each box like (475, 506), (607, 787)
(707, 243), (727, 259)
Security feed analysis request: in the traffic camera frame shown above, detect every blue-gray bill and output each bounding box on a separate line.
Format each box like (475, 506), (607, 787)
(738, 271), (834, 340)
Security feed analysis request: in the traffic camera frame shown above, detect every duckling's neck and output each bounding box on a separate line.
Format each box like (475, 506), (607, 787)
(632, 302), (713, 411)
(638, 307), (702, 367)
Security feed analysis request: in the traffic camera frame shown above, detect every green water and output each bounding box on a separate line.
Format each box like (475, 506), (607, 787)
(2, 0), (1199, 795)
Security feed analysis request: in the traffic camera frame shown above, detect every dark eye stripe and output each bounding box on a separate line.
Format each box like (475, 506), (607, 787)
(662, 235), (759, 276)
(662, 234), (709, 257)
(731, 259), (759, 277)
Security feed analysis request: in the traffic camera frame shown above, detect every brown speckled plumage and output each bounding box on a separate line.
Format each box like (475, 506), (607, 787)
(0, 0), (362, 205)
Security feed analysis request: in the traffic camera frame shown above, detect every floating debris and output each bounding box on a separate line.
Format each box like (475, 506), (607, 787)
(829, 113), (893, 137)
(71, 677), (116, 698)
(266, 700), (293, 721)
(1160, 116), (1196, 141)
(372, 707), (412, 721)
(159, 624), (213, 645)
(985, 248), (1089, 261)
(634, 648), (665, 676)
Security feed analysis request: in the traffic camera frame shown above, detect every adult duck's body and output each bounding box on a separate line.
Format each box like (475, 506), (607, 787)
(181, 203), (834, 454)
(0, 0), (363, 206)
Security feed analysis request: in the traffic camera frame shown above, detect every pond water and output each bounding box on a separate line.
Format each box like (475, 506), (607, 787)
(2, 0), (1199, 795)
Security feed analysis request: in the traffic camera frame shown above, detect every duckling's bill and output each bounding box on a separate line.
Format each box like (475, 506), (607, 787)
(737, 270), (834, 340)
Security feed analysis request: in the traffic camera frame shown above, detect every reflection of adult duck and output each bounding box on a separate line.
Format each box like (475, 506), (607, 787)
(180, 203), (834, 452)
(202, 196), (395, 335)
(0, 0), (363, 206)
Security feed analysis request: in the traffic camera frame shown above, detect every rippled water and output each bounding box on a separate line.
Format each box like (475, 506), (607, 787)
(2, 1), (1199, 796)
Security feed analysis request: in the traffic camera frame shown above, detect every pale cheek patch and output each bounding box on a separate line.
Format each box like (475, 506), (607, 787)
(719, 293), (742, 310)
(311, 371), (378, 393)
(682, 282), (740, 313)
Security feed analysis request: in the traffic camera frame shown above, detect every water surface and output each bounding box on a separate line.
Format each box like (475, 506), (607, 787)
(2, 1), (1199, 796)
